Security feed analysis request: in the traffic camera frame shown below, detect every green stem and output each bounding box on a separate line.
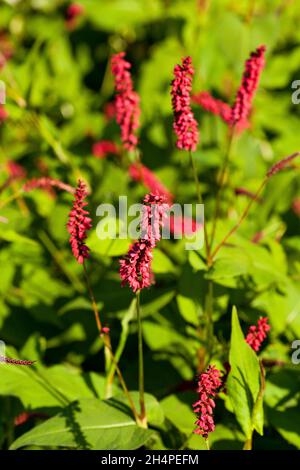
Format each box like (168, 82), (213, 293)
(209, 128), (235, 261)
(136, 290), (147, 427)
(188, 150), (210, 261)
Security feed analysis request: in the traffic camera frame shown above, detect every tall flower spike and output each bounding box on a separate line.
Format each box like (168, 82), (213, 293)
(67, 180), (92, 264)
(246, 317), (270, 352)
(141, 193), (169, 247)
(193, 365), (222, 439)
(171, 56), (199, 151)
(111, 52), (140, 151)
(119, 193), (168, 292)
(120, 240), (153, 293)
(231, 45), (266, 126)
(192, 90), (249, 133)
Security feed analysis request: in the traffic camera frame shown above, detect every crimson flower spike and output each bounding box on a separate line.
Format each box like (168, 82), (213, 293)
(171, 56), (199, 151)
(192, 90), (249, 133)
(119, 193), (168, 292)
(111, 52), (140, 151)
(67, 179), (92, 264)
(193, 365), (222, 439)
(192, 91), (232, 124)
(267, 152), (300, 177)
(0, 355), (35, 365)
(231, 45), (266, 126)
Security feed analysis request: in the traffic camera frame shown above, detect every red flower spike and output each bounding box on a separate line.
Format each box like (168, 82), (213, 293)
(67, 180), (92, 264)
(141, 193), (169, 247)
(120, 240), (153, 293)
(192, 90), (249, 133)
(246, 317), (270, 352)
(193, 365), (222, 439)
(171, 56), (199, 151)
(192, 91), (232, 123)
(111, 52), (140, 151)
(92, 140), (119, 159)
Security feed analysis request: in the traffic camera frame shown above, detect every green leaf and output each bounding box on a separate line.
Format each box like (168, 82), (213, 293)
(267, 407), (300, 449)
(10, 398), (154, 450)
(227, 307), (264, 439)
(152, 249), (176, 274)
(0, 360), (107, 408)
(161, 394), (195, 435)
(88, 231), (131, 257)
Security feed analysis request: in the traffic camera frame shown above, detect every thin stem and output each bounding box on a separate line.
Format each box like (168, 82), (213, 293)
(210, 178), (267, 261)
(82, 262), (140, 423)
(209, 128), (235, 262)
(188, 150), (210, 261)
(136, 290), (147, 427)
(205, 438), (210, 450)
